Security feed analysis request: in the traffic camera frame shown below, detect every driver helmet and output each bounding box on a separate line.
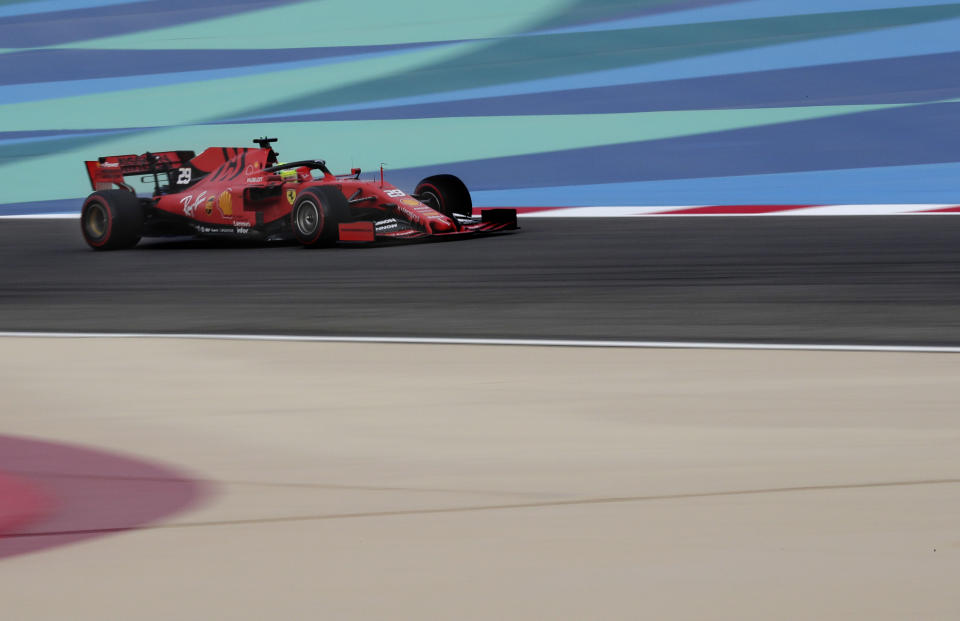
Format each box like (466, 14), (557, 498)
(276, 163), (298, 182)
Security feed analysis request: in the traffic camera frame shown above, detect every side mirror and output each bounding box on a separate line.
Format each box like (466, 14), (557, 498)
(351, 168), (361, 176)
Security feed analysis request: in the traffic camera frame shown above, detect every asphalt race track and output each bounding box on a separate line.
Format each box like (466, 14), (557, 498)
(1, 216), (959, 345)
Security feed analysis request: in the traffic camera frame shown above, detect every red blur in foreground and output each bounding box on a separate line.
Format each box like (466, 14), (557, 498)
(0, 435), (208, 560)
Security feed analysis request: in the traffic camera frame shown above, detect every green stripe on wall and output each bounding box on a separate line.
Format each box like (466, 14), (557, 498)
(0, 42), (486, 130)
(58, 0), (576, 49)
(0, 103), (911, 203)
(236, 4), (960, 116)
(533, 0), (681, 30)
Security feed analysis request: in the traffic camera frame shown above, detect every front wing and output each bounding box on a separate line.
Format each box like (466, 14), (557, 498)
(339, 209), (518, 243)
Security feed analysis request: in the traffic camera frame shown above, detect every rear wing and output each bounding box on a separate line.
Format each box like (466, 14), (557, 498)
(84, 151), (195, 191)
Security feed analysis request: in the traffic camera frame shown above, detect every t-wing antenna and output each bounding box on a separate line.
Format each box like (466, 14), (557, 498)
(253, 136), (279, 162)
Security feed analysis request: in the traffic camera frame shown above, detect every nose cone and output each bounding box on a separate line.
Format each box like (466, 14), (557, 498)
(395, 196), (457, 234)
(426, 215), (457, 234)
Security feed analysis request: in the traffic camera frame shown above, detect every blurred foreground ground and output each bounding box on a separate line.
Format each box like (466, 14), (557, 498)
(0, 337), (958, 619)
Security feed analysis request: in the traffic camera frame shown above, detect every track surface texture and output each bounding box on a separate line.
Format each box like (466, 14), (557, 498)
(2, 217), (959, 345)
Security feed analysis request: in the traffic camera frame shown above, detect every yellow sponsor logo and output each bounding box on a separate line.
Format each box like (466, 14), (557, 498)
(219, 189), (233, 216)
(401, 198), (421, 206)
(204, 196), (215, 215)
(286, 189), (297, 204)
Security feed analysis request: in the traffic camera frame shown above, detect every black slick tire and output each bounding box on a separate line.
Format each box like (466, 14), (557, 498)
(415, 174), (472, 218)
(80, 190), (143, 250)
(291, 186), (350, 248)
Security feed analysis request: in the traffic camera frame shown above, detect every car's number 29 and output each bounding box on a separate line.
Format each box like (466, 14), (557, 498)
(176, 168), (192, 185)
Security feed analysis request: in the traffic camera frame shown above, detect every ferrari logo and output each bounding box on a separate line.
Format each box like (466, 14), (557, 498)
(286, 189), (297, 204)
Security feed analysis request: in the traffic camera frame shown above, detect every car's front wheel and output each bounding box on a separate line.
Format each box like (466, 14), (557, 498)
(291, 186), (350, 247)
(415, 174), (472, 218)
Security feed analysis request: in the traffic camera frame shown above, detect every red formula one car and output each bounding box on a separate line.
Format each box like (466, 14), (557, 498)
(80, 137), (517, 250)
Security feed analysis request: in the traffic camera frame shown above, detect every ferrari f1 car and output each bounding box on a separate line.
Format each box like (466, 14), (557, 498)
(80, 137), (517, 250)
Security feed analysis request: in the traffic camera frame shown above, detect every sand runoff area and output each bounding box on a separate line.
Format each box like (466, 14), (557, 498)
(1, 336), (958, 619)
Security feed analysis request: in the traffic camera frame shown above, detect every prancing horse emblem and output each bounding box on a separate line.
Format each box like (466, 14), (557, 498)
(286, 189), (297, 204)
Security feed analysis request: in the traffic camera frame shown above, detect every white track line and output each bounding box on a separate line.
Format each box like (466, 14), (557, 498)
(1, 331), (958, 353)
(2, 205), (959, 219)
(516, 205), (960, 217)
(0, 214), (77, 219)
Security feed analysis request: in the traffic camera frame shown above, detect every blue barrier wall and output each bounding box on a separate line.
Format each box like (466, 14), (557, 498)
(1, 0), (958, 214)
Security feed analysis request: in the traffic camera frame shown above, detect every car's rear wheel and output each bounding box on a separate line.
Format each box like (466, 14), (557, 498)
(415, 174), (472, 218)
(291, 186), (350, 247)
(80, 190), (143, 250)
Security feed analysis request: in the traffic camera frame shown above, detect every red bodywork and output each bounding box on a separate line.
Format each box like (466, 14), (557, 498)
(84, 145), (516, 243)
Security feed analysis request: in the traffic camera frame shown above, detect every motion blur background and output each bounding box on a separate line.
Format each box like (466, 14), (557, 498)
(2, 0), (960, 214)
